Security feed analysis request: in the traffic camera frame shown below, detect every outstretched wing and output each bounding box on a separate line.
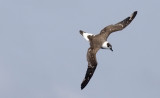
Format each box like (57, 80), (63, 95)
(100, 11), (137, 40)
(81, 47), (99, 90)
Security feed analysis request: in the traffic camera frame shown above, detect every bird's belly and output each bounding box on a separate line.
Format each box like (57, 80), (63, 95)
(101, 41), (109, 49)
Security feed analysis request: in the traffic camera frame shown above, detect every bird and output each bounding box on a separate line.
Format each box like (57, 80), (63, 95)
(80, 11), (137, 90)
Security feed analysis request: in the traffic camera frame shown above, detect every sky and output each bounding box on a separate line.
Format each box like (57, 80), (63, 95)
(0, 0), (160, 98)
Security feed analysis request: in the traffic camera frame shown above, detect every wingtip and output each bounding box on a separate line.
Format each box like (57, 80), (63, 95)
(81, 79), (87, 90)
(81, 82), (85, 90)
(81, 86), (84, 90)
(81, 85), (86, 90)
(133, 11), (138, 16)
(130, 11), (138, 20)
(134, 11), (138, 13)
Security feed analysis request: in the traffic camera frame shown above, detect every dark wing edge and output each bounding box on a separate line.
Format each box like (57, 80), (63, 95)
(100, 11), (137, 39)
(81, 47), (98, 90)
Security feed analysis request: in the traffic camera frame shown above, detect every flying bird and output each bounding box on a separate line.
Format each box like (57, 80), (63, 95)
(80, 11), (137, 90)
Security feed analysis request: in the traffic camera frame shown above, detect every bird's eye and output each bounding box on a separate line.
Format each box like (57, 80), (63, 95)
(107, 43), (109, 47)
(107, 43), (111, 47)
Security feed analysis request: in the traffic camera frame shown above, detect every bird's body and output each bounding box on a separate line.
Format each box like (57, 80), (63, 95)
(80, 32), (109, 49)
(80, 11), (137, 90)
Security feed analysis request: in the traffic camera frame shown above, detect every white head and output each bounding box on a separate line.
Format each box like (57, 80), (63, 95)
(101, 41), (113, 51)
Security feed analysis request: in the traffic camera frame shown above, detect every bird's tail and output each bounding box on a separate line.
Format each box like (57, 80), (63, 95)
(79, 30), (94, 41)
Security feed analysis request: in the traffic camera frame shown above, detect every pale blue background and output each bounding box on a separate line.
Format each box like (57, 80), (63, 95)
(0, 0), (160, 98)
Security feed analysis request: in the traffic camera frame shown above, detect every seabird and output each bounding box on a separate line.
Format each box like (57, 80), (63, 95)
(80, 11), (137, 90)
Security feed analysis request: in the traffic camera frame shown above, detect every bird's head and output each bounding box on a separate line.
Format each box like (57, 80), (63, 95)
(107, 42), (113, 51)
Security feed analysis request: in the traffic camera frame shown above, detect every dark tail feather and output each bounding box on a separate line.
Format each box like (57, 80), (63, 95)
(79, 30), (85, 35)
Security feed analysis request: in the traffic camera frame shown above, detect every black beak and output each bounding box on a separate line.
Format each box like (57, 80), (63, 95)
(110, 48), (113, 51)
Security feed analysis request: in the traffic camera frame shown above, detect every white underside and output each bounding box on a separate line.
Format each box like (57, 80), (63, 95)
(82, 33), (109, 49)
(101, 41), (109, 49)
(82, 32), (94, 41)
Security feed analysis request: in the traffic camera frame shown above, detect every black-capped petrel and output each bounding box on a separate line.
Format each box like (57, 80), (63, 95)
(80, 11), (137, 90)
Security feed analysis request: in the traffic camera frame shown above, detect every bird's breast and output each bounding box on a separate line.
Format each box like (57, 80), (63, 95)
(101, 41), (109, 49)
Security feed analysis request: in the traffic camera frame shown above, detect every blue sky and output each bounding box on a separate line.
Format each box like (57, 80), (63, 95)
(0, 0), (160, 98)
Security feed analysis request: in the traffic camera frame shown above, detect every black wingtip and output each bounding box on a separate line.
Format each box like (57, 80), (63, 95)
(81, 79), (88, 90)
(81, 83), (86, 90)
(130, 11), (138, 20)
(81, 82), (85, 90)
(81, 86), (84, 90)
(134, 11), (138, 14)
(133, 11), (138, 16)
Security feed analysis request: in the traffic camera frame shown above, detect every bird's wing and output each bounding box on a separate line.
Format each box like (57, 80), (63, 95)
(81, 47), (99, 90)
(100, 11), (137, 40)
